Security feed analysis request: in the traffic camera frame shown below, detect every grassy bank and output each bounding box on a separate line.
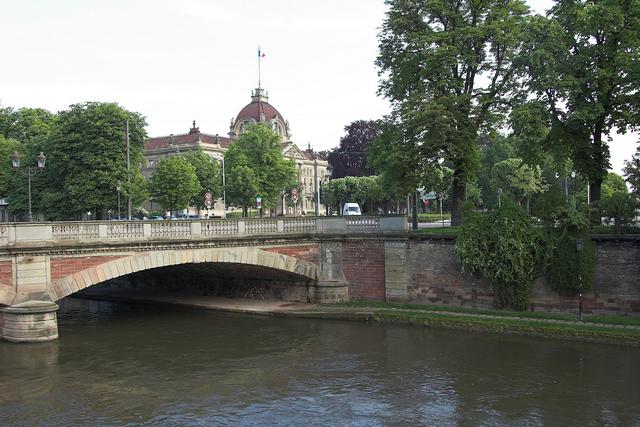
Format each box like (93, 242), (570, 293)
(324, 301), (640, 346)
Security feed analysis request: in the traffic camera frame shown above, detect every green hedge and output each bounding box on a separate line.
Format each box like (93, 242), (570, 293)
(411, 213), (451, 222)
(225, 210), (259, 218)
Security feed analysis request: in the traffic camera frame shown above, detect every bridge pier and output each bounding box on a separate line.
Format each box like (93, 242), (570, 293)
(314, 241), (349, 303)
(0, 301), (59, 343)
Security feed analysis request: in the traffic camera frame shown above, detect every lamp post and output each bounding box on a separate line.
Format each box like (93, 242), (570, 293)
(576, 237), (584, 321)
(11, 151), (46, 222)
(437, 192), (445, 227)
(570, 171), (577, 208)
(116, 180), (122, 220)
(321, 165), (333, 216)
(221, 156), (226, 219)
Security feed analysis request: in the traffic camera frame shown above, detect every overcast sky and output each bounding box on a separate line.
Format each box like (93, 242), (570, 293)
(0, 0), (636, 173)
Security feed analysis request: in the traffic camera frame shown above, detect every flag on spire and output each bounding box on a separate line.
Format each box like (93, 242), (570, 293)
(258, 47), (265, 58)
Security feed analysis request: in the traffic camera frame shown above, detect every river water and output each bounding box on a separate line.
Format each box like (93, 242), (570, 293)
(1, 298), (639, 426)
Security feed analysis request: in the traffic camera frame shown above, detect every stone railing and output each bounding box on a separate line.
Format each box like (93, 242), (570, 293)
(0, 216), (407, 246)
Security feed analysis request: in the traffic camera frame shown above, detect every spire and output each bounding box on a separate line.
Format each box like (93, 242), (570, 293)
(189, 120), (199, 134)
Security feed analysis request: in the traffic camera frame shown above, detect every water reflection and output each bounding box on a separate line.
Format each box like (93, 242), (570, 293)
(0, 298), (638, 425)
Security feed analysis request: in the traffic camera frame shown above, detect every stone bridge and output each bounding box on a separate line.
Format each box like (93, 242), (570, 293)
(0, 216), (408, 342)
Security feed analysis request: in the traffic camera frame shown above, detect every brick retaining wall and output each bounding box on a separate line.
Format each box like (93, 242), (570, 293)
(406, 236), (640, 315)
(343, 241), (386, 300)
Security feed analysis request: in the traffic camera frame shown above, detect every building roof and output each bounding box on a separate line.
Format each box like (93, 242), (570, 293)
(145, 122), (232, 151)
(235, 100), (285, 125)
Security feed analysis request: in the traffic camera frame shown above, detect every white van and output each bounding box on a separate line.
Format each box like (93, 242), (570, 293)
(342, 203), (362, 216)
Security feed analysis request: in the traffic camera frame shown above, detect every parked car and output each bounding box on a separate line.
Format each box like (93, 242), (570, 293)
(173, 213), (199, 220)
(342, 203), (362, 216)
(148, 215), (164, 220)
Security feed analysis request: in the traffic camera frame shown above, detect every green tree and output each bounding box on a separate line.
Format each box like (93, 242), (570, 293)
(368, 122), (422, 200)
(40, 102), (148, 220)
(600, 191), (638, 234)
(224, 123), (297, 213)
(150, 156), (200, 214)
(375, 0), (531, 226)
(523, 1), (640, 203)
(0, 106), (56, 220)
(226, 165), (259, 216)
(0, 108), (55, 144)
(599, 172), (636, 233)
(491, 158), (548, 209)
(602, 172), (628, 199)
(624, 144), (640, 195)
(0, 106), (16, 139)
(477, 136), (516, 209)
(183, 149), (221, 210)
(0, 135), (23, 197)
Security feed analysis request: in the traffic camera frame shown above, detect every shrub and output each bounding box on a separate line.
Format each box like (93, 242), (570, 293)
(416, 213), (451, 222)
(544, 208), (594, 295)
(456, 202), (542, 310)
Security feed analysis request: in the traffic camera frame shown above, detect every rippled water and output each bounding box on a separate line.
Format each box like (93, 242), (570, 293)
(1, 298), (639, 426)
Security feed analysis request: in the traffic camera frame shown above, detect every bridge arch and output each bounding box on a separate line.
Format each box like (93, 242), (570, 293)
(47, 247), (319, 302)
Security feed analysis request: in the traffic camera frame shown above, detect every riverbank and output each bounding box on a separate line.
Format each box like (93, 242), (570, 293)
(300, 302), (640, 347)
(75, 289), (640, 346)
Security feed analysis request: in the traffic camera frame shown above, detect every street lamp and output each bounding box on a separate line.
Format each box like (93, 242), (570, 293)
(11, 151), (46, 222)
(570, 171), (577, 208)
(576, 237), (584, 321)
(116, 180), (122, 220)
(437, 192), (445, 227)
(555, 172), (571, 206)
(321, 165), (333, 216)
(221, 156), (226, 219)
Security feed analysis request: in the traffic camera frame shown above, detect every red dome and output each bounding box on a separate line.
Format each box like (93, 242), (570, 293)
(235, 100), (285, 124)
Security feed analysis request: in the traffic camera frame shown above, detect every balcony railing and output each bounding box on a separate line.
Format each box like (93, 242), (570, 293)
(0, 216), (407, 246)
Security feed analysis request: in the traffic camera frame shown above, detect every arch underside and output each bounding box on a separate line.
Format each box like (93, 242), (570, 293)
(47, 247), (319, 302)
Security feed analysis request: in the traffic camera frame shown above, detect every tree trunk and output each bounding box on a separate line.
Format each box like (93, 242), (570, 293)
(589, 178), (603, 204)
(614, 215), (622, 235)
(588, 124), (607, 204)
(450, 167), (466, 227)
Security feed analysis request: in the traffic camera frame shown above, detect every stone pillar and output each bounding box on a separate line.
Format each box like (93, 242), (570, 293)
(1, 301), (59, 343)
(385, 240), (409, 301)
(314, 241), (348, 303)
(14, 255), (51, 304)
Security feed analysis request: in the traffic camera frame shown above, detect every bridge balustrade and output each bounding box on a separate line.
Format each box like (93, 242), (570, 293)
(0, 216), (407, 246)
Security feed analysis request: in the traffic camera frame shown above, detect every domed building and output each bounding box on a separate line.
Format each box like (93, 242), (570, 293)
(144, 87), (330, 217)
(230, 87), (291, 142)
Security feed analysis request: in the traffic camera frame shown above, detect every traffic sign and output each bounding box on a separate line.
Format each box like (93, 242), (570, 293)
(422, 191), (437, 201)
(204, 191), (213, 208)
(291, 188), (298, 197)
